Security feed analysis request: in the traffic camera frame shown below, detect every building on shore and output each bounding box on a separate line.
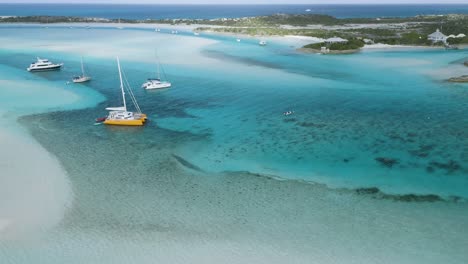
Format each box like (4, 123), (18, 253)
(321, 46), (330, 53)
(325, 37), (348, 44)
(428, 29), (447, 43)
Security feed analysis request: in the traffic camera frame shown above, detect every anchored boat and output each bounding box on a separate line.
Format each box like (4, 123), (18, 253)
(141, 52), (171, 90)
(27, 57), (63, 72)
(104, 57), (147, 126)
(72, 56), (91, 83)
(117, 18), (124, 29)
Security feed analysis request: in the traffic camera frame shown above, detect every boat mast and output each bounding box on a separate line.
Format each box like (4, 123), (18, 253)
(80, 56), (85, 76)
(157, 60), (160, 80)
(155, 50), (161, 80)
(117, 57), (127, 111)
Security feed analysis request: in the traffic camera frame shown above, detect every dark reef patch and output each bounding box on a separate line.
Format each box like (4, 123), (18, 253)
(172, 154), (204, 172)
(429, 160), (462, 174)
(354, 187), (457, 203)
(355, 187), (380, 195)
(409, 144), (435, 158)
(297, 122), (327, 128)
(283, 118), (297, 123)
(426, 166), (435, 173)
(375, 157), (399, 168)
(386, 133), (406, 142)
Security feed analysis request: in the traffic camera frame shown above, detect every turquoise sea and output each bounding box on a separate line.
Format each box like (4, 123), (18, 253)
(0, 23), (467, 263)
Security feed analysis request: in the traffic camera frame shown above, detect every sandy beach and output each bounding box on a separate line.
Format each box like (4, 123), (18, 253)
(1, 22), (459, 51)
(0, 66), (104, 240)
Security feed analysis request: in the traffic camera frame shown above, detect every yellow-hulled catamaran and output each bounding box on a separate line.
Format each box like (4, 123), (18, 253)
(103, 57), (147, 126)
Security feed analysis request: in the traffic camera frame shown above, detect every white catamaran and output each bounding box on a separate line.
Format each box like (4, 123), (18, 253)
(141, 54), (171, 90)
(73, 56), (91, 83)
(103, 57), (147, 126)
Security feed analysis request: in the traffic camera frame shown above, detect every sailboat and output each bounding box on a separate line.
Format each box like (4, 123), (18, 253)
(73, 56), (91, 83)
(141, 53), (171, 90)
(117, 18), (123, 29)
(103, 57), (147, 126)
(44, 17), (49, 29)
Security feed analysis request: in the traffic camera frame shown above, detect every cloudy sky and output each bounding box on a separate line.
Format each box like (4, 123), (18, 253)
(0, 0), (466, 4)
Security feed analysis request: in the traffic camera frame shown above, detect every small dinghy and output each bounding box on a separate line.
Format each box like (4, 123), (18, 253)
(95, 117), (107, 123)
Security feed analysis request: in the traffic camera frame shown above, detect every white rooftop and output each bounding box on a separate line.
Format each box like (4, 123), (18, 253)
(325, 37), (348, 43)
(428, 29), (447, 39)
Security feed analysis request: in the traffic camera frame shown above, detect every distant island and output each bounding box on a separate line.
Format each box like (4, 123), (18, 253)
(448, 75), (468, 83)
(1, 13), (467, 54)
(298, 38), (365, 54)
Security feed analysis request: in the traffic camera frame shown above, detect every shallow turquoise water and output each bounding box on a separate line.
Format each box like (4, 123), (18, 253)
(158, 38), (468, 197)
(0, 25), (468, 263)
(1, 26), (467, 197)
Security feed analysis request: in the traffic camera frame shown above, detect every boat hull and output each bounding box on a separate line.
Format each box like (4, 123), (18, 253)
(144, 83), (172, 90)
(103, 114), (147, 126)
(104, 119), (144, 126)
(27, 65), (62, 72)
(73, 76), (92, 83)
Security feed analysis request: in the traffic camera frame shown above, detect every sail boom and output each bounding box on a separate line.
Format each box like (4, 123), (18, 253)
(105, 106), (126, 111)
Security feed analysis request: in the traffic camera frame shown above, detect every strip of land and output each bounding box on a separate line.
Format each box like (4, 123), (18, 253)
(0, 14), (468, 45)
(1, 14), (467, 46)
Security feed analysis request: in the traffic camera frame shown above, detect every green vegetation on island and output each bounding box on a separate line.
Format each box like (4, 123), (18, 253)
(1, 13), (468, 48)
(0, 16), (109, 23)
(304, 38), (365, 51)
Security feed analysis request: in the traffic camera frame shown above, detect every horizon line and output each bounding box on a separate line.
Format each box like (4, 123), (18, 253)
(1, 3), (468, 5)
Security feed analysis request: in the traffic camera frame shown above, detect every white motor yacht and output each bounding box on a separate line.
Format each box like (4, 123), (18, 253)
(27, 58), (63, 72)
